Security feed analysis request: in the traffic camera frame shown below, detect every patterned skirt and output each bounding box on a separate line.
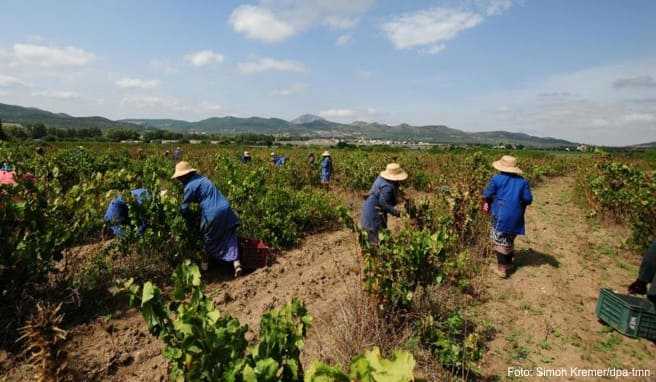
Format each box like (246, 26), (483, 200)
(490, 227), (517, 255)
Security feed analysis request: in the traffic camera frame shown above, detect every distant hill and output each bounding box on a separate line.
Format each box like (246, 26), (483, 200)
(290, 114), (326, 124)
(627, 141), (656, 149)
(0, 103), (136, 130)
(0, 102), (578, 147)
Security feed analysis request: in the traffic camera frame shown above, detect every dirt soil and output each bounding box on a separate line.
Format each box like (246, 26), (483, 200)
(5, 177), (655, 381)
(5, 229), (361, 381)
(475, 177), (655, 380)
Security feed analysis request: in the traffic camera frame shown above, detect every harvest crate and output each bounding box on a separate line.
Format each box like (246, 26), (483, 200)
(239, 238), (277, 270)
(596, 288), (656, 340)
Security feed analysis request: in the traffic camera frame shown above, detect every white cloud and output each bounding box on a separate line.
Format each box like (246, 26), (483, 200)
(271, 83), (307, 96)
(238, 58), (307, 74)
(12, 43), (95, 67)
(0, 74), (26, 87)
(336, 34), (353, 46)
(184, 50), (224, 67)
(149, 59), (179, 75)
(121, 95), (183, 110)
(325, 16), (359, 29)
(482, 0), (514, 16)
(382, 7), (483, 52)
(320, 107), (383, 122)
(441, 58), (656, 145)
(319, 108), (357, 118)
(31, 90), (80, 99)
(623, 113), (655, 123)
(230, 5), (296, 43)
(229, 1), (374, 43)
(613, 75), (656, 89)
(116, 77), (161, 89)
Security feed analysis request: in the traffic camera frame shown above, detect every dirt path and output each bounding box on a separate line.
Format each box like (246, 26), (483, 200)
(476, 177), (655, 380)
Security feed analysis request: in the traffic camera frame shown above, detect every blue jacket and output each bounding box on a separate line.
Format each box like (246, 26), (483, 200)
(320, 157), (332, 182)
(180, 174), (239, 259)
(104, 188), (149, 237)
(361, 176), (400, 232)
(272, 156), (286, 167)
(483, 173), (533, 235)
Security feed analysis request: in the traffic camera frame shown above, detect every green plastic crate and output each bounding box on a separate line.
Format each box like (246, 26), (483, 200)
(596, 288), (656, 340)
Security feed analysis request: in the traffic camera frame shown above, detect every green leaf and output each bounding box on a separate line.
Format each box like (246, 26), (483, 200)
(141, 281), (157, 305)
(304, 362), (350, 382)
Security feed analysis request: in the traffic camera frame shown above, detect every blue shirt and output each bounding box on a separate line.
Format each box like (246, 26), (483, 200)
(272, 156), (286, 167)
(361, 176), (400, 232)
(320, 157), (332, 181)
(180, 173), (239, 236)
(104, 188), (150, 237)
(483, 173), (533, 235)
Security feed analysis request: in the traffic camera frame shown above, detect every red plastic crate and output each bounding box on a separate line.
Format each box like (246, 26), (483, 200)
(239, 237), (277, 270)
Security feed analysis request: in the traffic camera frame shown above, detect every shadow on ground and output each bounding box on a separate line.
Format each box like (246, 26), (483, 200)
(514, 249), (560, 270)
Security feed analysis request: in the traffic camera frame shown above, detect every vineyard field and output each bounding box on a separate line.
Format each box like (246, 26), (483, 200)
(1, 142), (655, 381)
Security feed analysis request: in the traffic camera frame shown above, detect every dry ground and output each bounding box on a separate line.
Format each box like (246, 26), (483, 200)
(4, 177), (655, 381)
(475, 177), (655, 381)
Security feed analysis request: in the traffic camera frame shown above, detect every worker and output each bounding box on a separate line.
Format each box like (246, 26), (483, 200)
(482, 155), (533, 278)
(271, 152), (286, 167)
(1, 160), (11, 171)
(164, 150), (171, 158)
(307, 153), (316, 166)
(241, 151), (252, 163)
(103, 188), (150, 238)
(361, 163), (408, 246)
(320, 151), (332, 186)
(171, 161), (242, 277)
(136, 148), (144, 160)
(173, 146), (183, 162)
(628, 241), (656, 305)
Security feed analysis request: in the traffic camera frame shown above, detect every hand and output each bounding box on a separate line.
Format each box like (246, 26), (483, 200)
(482, 201), (490, 214)
(628, 279), (647, 295)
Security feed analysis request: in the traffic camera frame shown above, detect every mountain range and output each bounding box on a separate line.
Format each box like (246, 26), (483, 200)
(0, 102), (578, 147)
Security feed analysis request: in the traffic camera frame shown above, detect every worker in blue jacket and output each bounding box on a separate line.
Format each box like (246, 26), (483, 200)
(103, 188), (150, 238)
(361, 163), (408, 246)
(270, 152), (286, 167)
(320, 151), (333, 186)
(483, 155), (533, 278)
(172, 161), (242, 277)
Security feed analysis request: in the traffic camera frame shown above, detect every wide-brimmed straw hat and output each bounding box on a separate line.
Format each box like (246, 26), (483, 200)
(270, 152), (276, 156)
(380, 163), (408, 181)
(243, 151), (251, 157)
(171, 161), (197, 179)
(322, 151), (330, 157)
(492, 155), (522, 175)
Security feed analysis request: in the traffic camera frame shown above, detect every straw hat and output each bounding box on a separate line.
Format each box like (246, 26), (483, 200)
(492, 155), (522, 175)
(270, 152), (276, 156)
(171, 161), (197, 179)
(322, 151), (330, 157)
(380, 163), (408, 181)
(243, 151), (251, 157)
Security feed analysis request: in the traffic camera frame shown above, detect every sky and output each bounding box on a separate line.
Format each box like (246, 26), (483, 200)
(0, 0), (655, 145)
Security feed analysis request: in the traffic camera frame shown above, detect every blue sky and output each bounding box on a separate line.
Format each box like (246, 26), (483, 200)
(0, 0), (655, 145)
